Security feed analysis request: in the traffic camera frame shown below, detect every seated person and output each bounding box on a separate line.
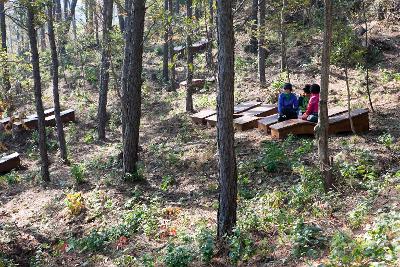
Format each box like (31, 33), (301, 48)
(301, 83), (320, 123)
(298, 84), (311, 114)
(278, 83), (299, 122)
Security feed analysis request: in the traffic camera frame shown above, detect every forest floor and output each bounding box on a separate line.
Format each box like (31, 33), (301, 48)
(1, 20), (400, 267)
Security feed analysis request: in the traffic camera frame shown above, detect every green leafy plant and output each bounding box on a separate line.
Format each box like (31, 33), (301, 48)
(163, 243), (193, 267)
(70, 163), (86, 184)
(378, 132), (394, 149)
(161, 175), (175, 191)
(228, 228), (255, 264)
(291, 219), (327, 258)
(196, 227), (215, 264)
(259, 141), (286, 172)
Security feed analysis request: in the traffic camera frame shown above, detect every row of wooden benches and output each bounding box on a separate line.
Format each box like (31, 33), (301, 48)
(190, 101), (370, 139)
(1, 108), (75, 131)
(0, 108), (76, 174)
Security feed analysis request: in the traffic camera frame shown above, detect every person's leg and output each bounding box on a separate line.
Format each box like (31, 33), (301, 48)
(287, 109), (298, 119)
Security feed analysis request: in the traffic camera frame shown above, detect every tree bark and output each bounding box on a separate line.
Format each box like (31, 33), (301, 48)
(162, 0), (169, 83)
(40, 27), (47, 52)
(0, 2), (12, 106)
(344, 65), (355, 134)
(216, 0), (237, 238)
(55, 0), (62, 21)
(280, 0), (287, 73)
(116, 2), (125, 33)
(168, 0), (176, 90)
(249, 0), (258, 53)
(258, 0), (266, 85)
(121, 0), (146, 176)
(48, 2), (68, 162)
(185, 0), (194, 113)
(318, 0), (333, 191)
(363, 1), (374, 112)
(97, 0), (114, 140)
(206, 0), (214, 67)
(27, 1), (50, 182)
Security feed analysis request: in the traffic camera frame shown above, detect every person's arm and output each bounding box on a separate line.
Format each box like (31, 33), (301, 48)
(293, 94), (299, 111)
(302, 96), (316, 119)
(278, 94), (283, 114)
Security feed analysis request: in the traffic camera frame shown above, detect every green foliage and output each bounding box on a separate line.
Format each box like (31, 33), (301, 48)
(163, 244), (193, 267)
(83, 129), (96, 144)
(196, 227), (215, 264)
(228, 227), (255, 264)
(161, 175), (175, 191)
(291, 219), (327, 258)
(259, 140), (286, 172)
(70, 163), (86, 184)
(380, 68), (400, 83)
(378, 132), (394, 149)
(347, 201), (370, 229)
(0, 171), (21, 186)
(327, 212), (400, 266)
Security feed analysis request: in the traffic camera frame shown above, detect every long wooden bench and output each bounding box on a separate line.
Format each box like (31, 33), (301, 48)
(13, 109), (75, 130)
(270, 119), (316, 139)
(0, 152), (20, 173)
(234, 101), (262, 114)
(328, 109), (369, 134)
(236, 104), (277, 117)
(206, 114), (243, 127)
(1, 108), (55, 128)
(190, 39), (209, 53)
(45, 109), (76, 127)
(234, 116), (262, 131)
(258, 106), (349, 134)
(190, 109), (216, 125)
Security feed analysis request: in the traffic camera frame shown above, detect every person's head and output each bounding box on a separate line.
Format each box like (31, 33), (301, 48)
(283, 83), (293, 93)
(310, 84), (320, 94)
(303, 84), (311, 94)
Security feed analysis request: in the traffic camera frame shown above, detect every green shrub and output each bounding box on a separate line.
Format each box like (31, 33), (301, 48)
(378, 132), (394, 149)
(259, 141), (286, 172)
(70, 163), (86, 184)
(163, 243), (193, 267)
(196, 228), (215, 264)
(228, 228), (255, 264)
(291, 219), (327, 258)
(161, 175), (175, 191)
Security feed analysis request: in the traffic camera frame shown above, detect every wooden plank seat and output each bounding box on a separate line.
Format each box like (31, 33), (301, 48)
(270, 119), (316, 139)
(0, 152), (20, 173)
(190, 39), (209, 53)
(2, 108), (55, 129)
(179, 79), (206, 89)
(27, 108), (55, 119)
(234, 116), (262, 131)
(258, 106), (349, 134)
(190, 109), (216, 125)
(328, 109), (369, 135)
(45, 109), (76, 127)
(234, 101), (262, 114)
(237, 104), (277, 117)
(206, 113), (243, 127)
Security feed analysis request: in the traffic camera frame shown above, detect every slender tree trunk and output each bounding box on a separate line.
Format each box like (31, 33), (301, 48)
(60, 0), (78, 53)
(162, 0), (169, 83)
(0, 2), (12, 106)
(97, 0), (114, 140)
(258, 0), (266, 85)
(344, 65), (356, 134)
(64, 0), (68, 20)
(72, 13), (77, 40)
(318, 0), (333, 191)
(86, 0), (94, 34)
(280, 0), (287, 73)
(40, 27), (47, 52)
(206, 0), (214, 67)
(27, 2), (50, 182)
(249, 0), (258, 53)
(216, 0), (237, 239)
(94, 4), (100, 45)
(363, 1), (374, 112)
(185, 0), (194, 113)
(121, 0), (146, 176)
(55, 0), (62, 21)
(168, 0), (176, 90)
(48, 2), (68, 162)
(116, 2), (125, 32)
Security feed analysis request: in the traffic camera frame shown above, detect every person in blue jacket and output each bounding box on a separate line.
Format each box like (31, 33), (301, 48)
(278, 83), (299, 122)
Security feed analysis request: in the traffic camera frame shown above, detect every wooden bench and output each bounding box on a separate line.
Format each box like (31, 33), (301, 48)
(1, 108), (55, 128)
(270, 119), (316, 139)
(328, 109), (369, 134)
(234, 116), (262, 131)
(0, 152), (20, 173)
(190, 109), (216, 125)
(237, 104), (277, 117)
(258, 106), (349, 134)
(190, 39), (209, 54)
(206, 114), (243, 127)
(45, 109), (76, 127)
(234, 101), (262, 114)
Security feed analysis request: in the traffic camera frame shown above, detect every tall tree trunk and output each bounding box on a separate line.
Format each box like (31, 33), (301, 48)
(162, 0), (169, 83)
(40, 27), (47, 52)
(185, 0), (194, 113)
(249, 0), (258, 53)
(27, 1), (50, 182)
(94, 3), (100, 45)
(60, 0), (78, 53)
(97, 0), (114, 140)
(63, 0), (68, 20)
(55, 0), (62, 21)
(121, 0), (146, 176)
(344, 65), (355, 134)
(116, 2), (125, 32)
(280, 0), (287, 73)
(216, 0), (237, 239)
(258, 0), (266, 85)
(363, 1), (374, 112)
(206, 0), (214, 67)
(168, 0), (176, 90)
(48, 2), (68, 162)
(0, 2), (12, 107)
(86, 0), (94, 34)
(318, 0), (333, 191)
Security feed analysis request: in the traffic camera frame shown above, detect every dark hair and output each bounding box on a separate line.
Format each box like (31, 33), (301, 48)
(303, 84), (311, 94)
(310, 84), (320, 94)
(283, 83), (292, 90)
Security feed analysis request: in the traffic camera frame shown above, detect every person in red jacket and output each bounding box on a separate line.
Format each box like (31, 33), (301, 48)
(301, 84), (320, 123)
